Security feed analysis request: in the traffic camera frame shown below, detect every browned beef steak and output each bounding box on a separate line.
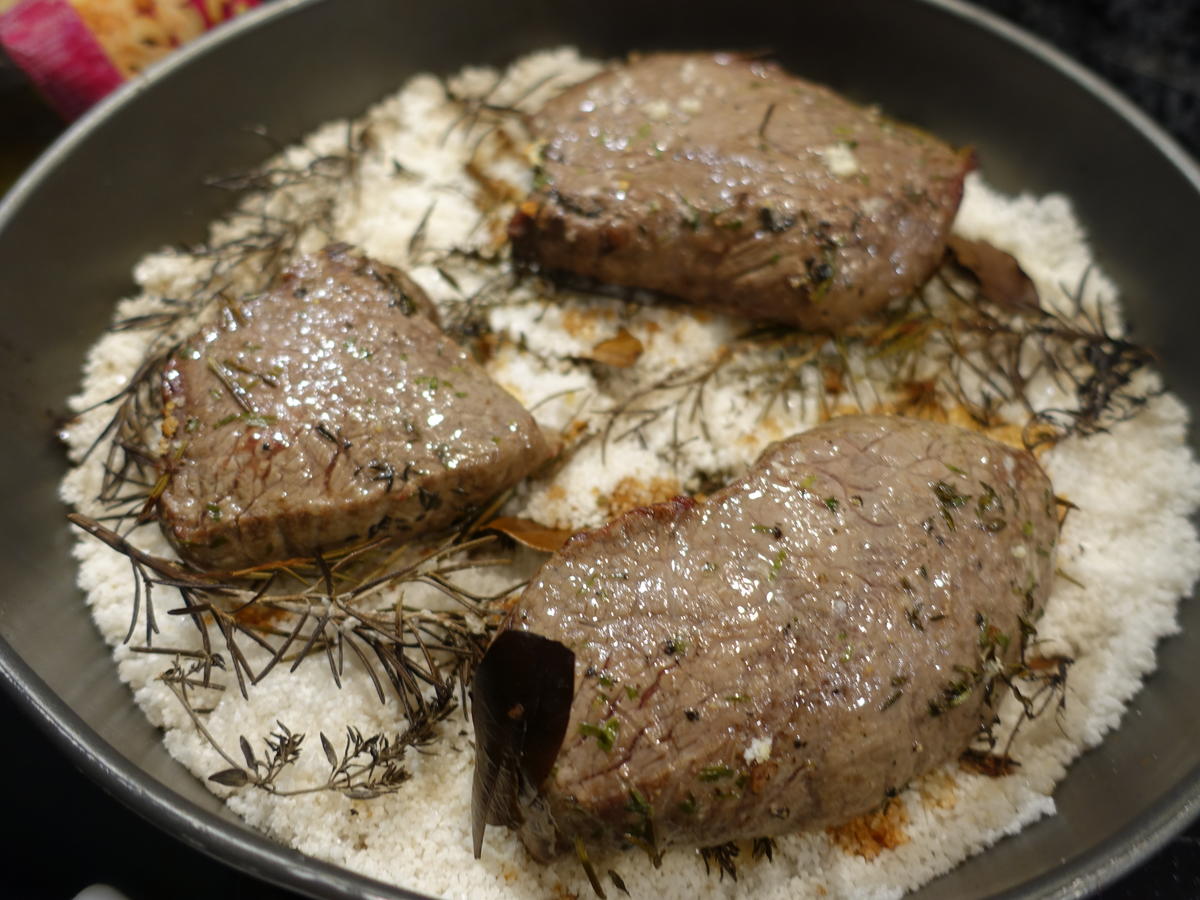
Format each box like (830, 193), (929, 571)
(477, 416), (1056, 858)
(158, 246), (552, 570)
(511, 54), (972, 331)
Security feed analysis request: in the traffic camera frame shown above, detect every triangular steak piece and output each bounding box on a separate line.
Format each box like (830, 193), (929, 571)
(158, 245), (552, 570)
(511, 53), (972, 332)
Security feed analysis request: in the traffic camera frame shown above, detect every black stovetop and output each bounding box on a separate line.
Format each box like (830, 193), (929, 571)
(3, 1), (1198, 897)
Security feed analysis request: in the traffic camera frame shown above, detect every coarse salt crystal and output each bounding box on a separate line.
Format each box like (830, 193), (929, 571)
(745, 735), (773, 765)
(818, 142), (860, 178)
(643, 99), (671, 122)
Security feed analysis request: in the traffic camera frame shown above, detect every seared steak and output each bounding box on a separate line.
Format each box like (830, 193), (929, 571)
(475, 416), (1057, 858)
(158, 246), (552, 570)
(511, 54), (971, 331)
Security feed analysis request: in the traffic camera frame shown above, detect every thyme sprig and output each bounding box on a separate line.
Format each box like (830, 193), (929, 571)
(163, 658), (454, 800)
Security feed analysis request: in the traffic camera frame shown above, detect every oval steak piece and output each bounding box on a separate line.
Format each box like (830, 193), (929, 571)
(510, 53), (972, 331)
(158, 245), (552, 570)
(477, 415), (1057, 858)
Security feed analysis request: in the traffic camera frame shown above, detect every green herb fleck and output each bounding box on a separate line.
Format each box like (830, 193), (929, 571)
(579, 718), (620, 753)
(976, 482), (1007, 532)
(343, 340), (372, 360)
(934, 480), (970, 532)
(627, 788), (652, 817)
(414, 374), (440, 391)
(768, 547), (788, 580)
(980, 625), (1010, 652)
(213, 411), (278, 430)
(929, 679), (974, 717)
(934, 480), (970, 508)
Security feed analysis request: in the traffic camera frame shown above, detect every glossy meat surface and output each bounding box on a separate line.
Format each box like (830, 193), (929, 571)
(158, 246), (552, 569)
(511, 53), (971, 331)
(507, 416), (1056, 857)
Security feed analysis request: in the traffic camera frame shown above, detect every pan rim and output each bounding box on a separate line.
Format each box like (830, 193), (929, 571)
(1, 0), (1197, 897)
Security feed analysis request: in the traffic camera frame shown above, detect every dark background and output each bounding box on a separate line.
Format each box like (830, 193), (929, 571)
(1, 0), (1198, 897)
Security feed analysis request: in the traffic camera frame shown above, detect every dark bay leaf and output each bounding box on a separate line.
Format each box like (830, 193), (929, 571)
(483, 516), (575, 552)
(946, 235), (1040, 312)
(587, 327), (644, 368)
(470, 629), (575, 857)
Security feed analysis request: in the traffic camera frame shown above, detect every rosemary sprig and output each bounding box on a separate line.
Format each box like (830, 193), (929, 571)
(70, 511), (517, 713)
(581, 261), (1154, 477)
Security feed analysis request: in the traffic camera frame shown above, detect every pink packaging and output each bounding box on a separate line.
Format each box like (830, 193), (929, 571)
(0, 0), (259, 119)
